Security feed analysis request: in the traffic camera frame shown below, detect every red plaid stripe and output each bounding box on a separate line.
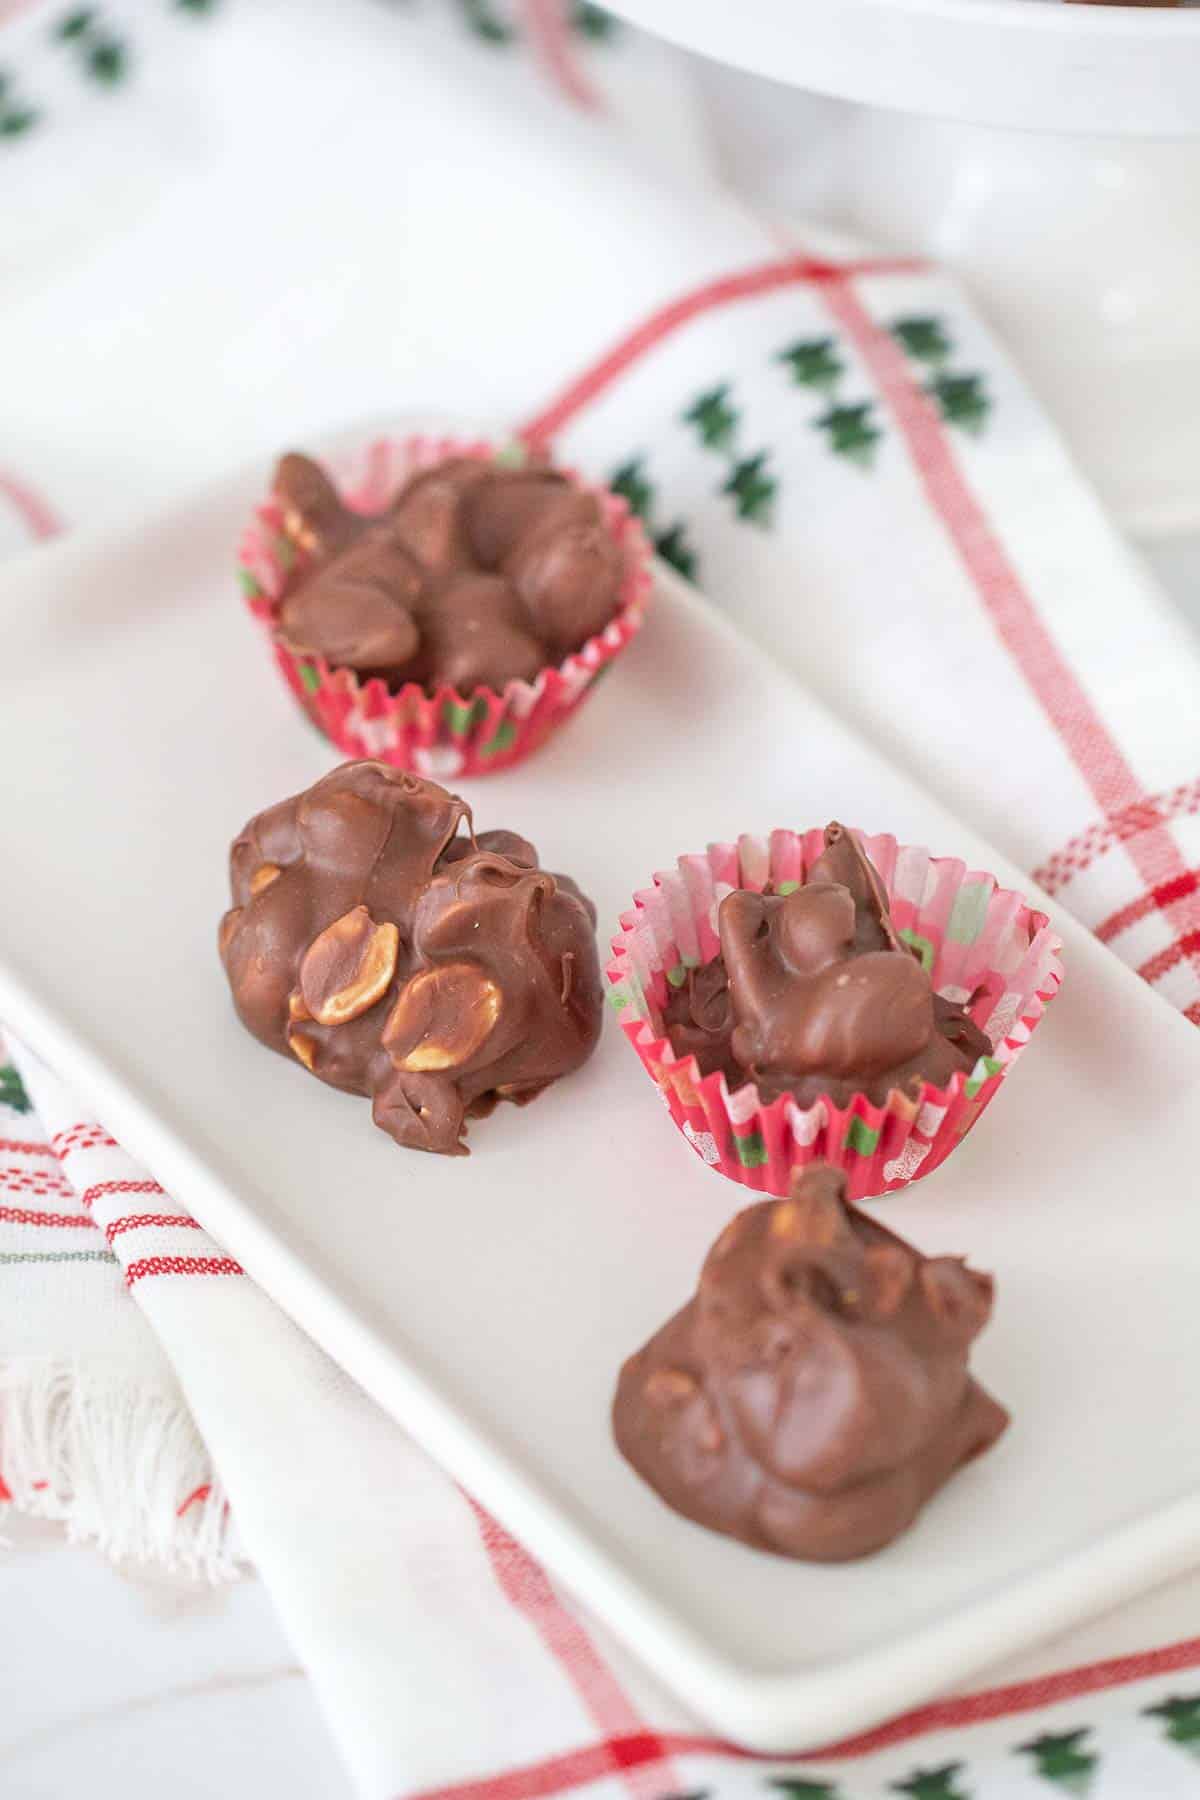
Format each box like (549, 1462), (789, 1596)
(520, 0), (601, 111)
(409, 1631), (1200, 1799)
(519, 254), (924, 450)
(0, 1204), (93, 1229)
(1034, 779), (1200, 896)
(0, 1165), (74, 1198)
(1095, 868), (1200, 944)
(51, 1121), (118, 1158)
(0, 469), (60, 541)
(470, 1502), (682, 1799)
(124, 1254), (243, 1287)
(105, 1212), (203, 1244)
(815, 280), (1200, 1011)
(80, 1177), (166, 1211)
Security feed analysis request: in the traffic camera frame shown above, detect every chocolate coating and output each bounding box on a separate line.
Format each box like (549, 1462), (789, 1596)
(271, 453), (623, 696)
(613, 1165), (1008, 1561)
(219, 762), (603, 1154)
(664, 824), (991, 1109)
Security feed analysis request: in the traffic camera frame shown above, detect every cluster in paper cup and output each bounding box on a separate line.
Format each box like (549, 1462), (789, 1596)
(607, 827), (1063, 1201)
(237, 435), (652, 779)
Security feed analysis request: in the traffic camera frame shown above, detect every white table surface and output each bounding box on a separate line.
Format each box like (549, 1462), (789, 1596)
(1, 534), (1197, 1800)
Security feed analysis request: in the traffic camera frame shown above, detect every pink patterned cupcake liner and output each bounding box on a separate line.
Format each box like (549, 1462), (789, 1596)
(237, 435), (652, 779)
(607, 828), (1064, 1201)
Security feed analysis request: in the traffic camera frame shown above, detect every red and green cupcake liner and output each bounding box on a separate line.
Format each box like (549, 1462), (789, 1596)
(237, 434), (652, 779)
(607, 827), (1063, 1201)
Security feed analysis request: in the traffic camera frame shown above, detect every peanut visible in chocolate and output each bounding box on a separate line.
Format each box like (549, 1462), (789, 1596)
(219, 762), (602, 1154)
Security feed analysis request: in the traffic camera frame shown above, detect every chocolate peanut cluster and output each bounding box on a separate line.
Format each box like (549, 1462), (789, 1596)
(219, 762), (603, 1154)
(271, 452), (625, 696)
(613, 1164), (1008, 1560)
(664, 823), (990, 1109)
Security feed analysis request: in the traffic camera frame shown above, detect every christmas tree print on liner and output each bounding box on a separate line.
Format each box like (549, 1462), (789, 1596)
(890, 1765), (972, 1800)
(0, 1062), (32, 1115)
(1144, 1693), (1200, 1760)
(608, 456), (699, 581)
(1017, 1729), (1098, 1794)
(682, 384), (777, 526)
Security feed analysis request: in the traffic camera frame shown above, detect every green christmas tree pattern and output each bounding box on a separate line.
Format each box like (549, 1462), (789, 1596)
(683, 383), (739, 452)
(766, 1777), (843, 1798)
(890, 316), (952, 366)
(890, 1764), (971, 1800)
(55, 8), (129, 85)
(2, 0), (223, 141)
(652, 521), (698, 582)
(1016, 1729), (1098, 1794)
(1143, 1693), (1200, 1759)
(680, 382), (775, 528)
(773, 333), (882, 469)
(886, 314), (993, 438)
(0, 71), (38, 139)
(926, 372), (990, 436)
(0, 1063), (32, 1115)
(606, 456), (700, 583)
(813, 402), (882, 468)
(55, 7), (96, 39)
(609, 455), (654, 521)
(722, 451), (776, 524)
(571, 1), (619, 39)
(456, 0), (512, 43)
(776, 336), (845, 394)
(454, 0), (619, 46)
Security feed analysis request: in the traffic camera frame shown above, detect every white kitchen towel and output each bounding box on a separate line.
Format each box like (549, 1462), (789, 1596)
(4, 3), (1200, 1797)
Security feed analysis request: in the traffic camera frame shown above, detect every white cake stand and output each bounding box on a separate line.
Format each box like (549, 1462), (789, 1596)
(606, 0), (1200, 534)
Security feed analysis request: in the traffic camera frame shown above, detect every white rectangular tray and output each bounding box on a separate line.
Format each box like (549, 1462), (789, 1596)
(3, 435), (1200, 1753)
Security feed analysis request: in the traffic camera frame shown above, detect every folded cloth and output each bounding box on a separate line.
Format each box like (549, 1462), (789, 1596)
(3, 3), (1200, 1797)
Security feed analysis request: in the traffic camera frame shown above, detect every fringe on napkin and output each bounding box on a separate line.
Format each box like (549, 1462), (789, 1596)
(0, 1356), (240, 1580)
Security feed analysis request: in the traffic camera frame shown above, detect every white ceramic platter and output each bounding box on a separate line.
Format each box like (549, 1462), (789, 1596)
(605, 0), (1200, 136)
(3, 432), (1200, 1754)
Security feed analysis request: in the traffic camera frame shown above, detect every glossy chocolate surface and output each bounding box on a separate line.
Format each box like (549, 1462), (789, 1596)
(219, 762), (602, 1154)
(271, 453), (623, 695)
(613, 1165), (1008, 1561)
(664, 824), (991, 1108)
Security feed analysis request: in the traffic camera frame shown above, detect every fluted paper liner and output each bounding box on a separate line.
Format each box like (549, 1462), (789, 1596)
(607, 828), (1063, 1201)
(238, 435), (652, 778)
